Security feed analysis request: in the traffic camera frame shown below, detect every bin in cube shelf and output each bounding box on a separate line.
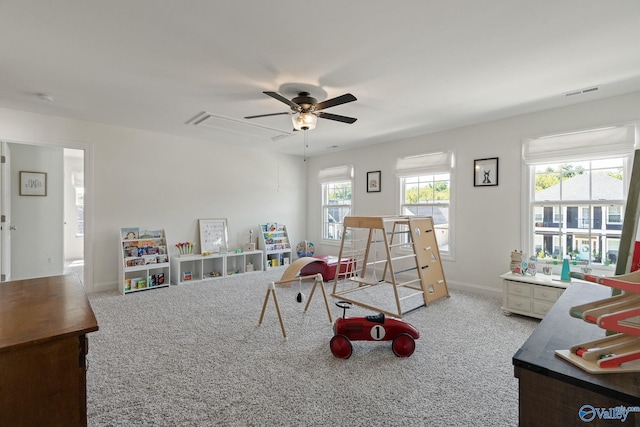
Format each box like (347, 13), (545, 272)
(300, 255), (356, 281)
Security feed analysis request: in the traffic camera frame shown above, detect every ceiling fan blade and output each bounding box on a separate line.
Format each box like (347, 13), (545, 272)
(263, 91), (301, 111)
(317, 112), (357, 124)
(244, 112), (290, 119)
(315, 93), (357, 111)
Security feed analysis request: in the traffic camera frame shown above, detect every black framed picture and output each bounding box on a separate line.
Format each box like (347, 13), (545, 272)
(367, 171), (381, 193)
(19, 171), (47, 196)
(474, 158), (498, 187)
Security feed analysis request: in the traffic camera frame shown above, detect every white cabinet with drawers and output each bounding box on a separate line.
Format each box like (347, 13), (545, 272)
(500, 272), (569, 319)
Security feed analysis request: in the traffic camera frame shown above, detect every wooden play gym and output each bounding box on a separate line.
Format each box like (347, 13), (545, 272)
(331, 216), (449, 317)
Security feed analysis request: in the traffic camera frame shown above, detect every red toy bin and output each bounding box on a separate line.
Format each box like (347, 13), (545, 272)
(300, 255), (356, 281)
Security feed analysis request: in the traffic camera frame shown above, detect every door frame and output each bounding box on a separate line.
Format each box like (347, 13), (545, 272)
(0, 136), (94, 291)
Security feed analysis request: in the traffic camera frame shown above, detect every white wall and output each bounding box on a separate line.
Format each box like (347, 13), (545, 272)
(307, 91), (640, 296)
(0, 108), (307, 292)
(2, 91), (639, 293)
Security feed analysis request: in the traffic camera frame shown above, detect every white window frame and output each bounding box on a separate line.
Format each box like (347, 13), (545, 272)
(396, 151), (455, 260)
(522, 123), (637, 273)
(319, 165), (353, 243)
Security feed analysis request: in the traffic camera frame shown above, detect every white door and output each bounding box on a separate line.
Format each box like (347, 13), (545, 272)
(0, 142), (11, 281)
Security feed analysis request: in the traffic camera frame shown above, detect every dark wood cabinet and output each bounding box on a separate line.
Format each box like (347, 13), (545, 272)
(513, 280), (640, 426)
(0, 275), (98, 426)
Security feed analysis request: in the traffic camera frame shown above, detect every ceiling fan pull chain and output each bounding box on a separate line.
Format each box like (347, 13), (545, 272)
(303, 129), (308, 162)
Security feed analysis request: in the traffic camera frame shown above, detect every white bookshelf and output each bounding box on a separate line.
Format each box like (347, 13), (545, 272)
(119, 227), (170, 294)
(258, 223), (292, 270)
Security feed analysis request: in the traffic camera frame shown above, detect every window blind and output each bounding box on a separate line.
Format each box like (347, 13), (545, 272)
(523, 123), (637, 165)
(395, 151), (453, 177)
(318, 165), (353, 183)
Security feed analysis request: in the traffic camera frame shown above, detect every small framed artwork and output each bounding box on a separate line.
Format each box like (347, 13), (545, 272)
(474, 158), (499, 187)
(367, 171), (381, 193)
(20, 171), (47, 196)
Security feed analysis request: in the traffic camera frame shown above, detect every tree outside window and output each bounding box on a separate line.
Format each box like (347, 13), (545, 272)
(400, 173), (451, 254)
(322, 181), (351, 241)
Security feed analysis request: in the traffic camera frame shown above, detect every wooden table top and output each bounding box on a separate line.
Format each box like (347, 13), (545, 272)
(513, 279), (640, 402)
(0, 275), (98, 351)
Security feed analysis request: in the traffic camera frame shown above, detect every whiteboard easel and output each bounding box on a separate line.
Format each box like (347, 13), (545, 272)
(199, 218), (228, 253)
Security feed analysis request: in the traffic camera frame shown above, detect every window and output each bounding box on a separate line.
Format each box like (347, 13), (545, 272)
(319, 166), (353, 241)
(75, 186), (84, 236)
(523, 124), (636, 270)
(396, 152), (454, 257)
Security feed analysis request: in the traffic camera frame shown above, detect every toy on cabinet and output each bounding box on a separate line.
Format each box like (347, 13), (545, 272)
(510, 250), (523, 273)
(329, 301), (420, 359)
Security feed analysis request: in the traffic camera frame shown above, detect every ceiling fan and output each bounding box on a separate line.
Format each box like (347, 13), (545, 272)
(245, 91), (357, 131)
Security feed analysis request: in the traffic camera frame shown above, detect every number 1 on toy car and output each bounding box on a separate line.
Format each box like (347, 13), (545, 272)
(370, 325), (385, 340)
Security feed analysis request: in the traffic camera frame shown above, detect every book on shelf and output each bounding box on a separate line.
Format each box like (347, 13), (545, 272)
(122, 227), (139, 240)
(139, 229), (164, 239)
(123, 244), (138, 257)
(126, 257), (146, 267)
(149, 273), (165, 286)
(143, 255), (157, 265)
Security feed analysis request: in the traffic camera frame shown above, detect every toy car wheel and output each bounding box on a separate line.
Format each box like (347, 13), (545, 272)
(392, 333), (416, 357)
(330, 334), (353, 359)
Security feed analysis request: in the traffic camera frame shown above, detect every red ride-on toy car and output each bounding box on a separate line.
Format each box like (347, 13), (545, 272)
(330, 301), (420, 359)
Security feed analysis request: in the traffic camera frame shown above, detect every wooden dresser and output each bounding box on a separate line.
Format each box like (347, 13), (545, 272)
(0, 275), (99, 427)
(513, 280), (640, 426)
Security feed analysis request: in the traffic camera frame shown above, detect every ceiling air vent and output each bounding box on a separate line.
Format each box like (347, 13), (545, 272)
(563, 86), (600, 97)
(186, 112), (293, 141)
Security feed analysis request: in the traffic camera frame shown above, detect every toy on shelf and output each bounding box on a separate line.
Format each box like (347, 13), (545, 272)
(296, 240), (315, 258)
(329, 301), (420, 359)
(555, 270), (640, 373)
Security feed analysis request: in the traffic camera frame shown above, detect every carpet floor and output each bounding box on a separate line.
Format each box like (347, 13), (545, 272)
(86, 270), (538, 426)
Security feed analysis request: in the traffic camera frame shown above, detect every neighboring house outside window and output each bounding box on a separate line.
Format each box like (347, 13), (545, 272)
(319, 165), (353, 242)
(396, 151), (454, 259)
(523, 124), (636, 271)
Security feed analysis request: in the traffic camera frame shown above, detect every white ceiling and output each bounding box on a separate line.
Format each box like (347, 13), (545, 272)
(1, 1), (640, 156)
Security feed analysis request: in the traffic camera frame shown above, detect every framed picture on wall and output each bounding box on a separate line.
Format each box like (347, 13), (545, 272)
(20, 171), (47, 196)
(367, 171), (381, 193)
(474, 158), (499, 187)
(199, 218), (228, 253)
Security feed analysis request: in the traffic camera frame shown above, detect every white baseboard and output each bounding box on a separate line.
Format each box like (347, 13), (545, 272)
(446, 279), (502, 299)
(92, 280), (119, 293)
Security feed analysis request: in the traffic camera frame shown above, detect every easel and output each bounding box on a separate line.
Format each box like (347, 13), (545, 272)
(555, 270), (640, 373)
(258, 257), (333, 339)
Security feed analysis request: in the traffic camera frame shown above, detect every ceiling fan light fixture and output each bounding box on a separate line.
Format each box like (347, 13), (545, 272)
(292, 112), (317, 131)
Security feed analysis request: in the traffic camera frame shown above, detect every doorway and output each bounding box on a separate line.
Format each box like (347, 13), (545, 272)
(63, 148), (84, 283)
(0, 141), (89, 288)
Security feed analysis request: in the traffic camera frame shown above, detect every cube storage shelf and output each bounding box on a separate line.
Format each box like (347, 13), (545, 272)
(119, 227), (170, 295)
(171, 250), (264, 285)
